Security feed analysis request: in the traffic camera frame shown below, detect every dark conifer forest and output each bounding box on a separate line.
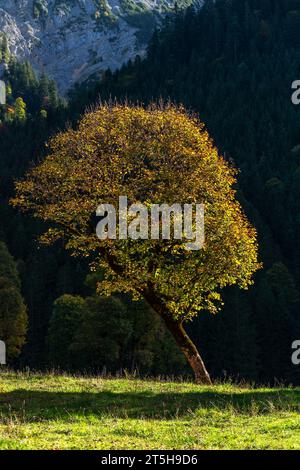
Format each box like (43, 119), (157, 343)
(1, 0), (300, 384)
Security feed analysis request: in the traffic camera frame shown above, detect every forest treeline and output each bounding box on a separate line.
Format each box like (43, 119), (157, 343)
(1, 0), (300, 383)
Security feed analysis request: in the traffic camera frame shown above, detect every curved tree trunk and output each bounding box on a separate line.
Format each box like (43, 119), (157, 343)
(162, 315), (212, 385)
(143, 289), (212, 385)
(102, 252), (212, 384)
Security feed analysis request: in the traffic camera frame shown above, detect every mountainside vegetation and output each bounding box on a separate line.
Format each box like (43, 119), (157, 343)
(71, 0), (300, 384)
(0, 0), (300, 384)
(0, 0), (194, 91)
(0, 242), (27, 359)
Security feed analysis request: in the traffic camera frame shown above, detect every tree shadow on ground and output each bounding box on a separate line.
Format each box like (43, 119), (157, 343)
(0, 388), (299, 421)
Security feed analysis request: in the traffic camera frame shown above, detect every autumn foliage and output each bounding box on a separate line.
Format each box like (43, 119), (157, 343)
(12, 104), (260, 383)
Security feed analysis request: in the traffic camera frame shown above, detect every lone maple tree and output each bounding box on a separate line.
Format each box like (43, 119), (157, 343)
(12, 104), (260, 384)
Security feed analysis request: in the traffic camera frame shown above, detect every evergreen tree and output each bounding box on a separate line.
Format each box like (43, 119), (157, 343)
(13, 97), (27, 122)
(0, 242), (27, 359)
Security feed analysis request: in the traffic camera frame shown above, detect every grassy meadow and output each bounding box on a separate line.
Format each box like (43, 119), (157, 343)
(0, 370), (299, 450)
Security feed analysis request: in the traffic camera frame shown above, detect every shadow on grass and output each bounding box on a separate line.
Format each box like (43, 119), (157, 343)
(0, 388), (299, 421)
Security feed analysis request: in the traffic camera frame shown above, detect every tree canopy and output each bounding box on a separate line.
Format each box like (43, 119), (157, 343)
(12, 104), (260, 383)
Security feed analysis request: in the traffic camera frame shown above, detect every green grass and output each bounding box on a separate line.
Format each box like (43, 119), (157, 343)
(0, 370), (299, 449)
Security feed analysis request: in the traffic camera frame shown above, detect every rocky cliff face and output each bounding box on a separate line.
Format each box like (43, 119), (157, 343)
(0, 0), (192, 92)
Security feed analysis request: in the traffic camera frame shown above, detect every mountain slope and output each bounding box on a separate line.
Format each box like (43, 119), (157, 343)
(0, 0), (193, 91)
(76, 0), (300, 384)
